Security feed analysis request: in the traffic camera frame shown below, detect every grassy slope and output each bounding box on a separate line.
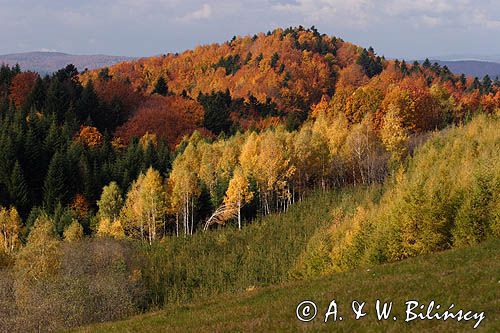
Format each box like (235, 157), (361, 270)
(136, 186), (382, 306)
(77, 239), (499, 333)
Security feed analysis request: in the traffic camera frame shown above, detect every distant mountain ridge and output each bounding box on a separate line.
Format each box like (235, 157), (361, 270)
(420, 59), (500, 79)
(431, 54), (500, 63)
(0, 51), (135, 74)
(433, 60), (500, 79)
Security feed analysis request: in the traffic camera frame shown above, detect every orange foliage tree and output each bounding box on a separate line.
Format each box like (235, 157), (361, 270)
(76, 126), (104, 147)
(9, 72), (38, 108)
(93, 78), (143, 119)
(70, 194), (90, 220)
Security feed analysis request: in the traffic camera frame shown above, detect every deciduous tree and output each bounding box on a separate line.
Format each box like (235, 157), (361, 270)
(0, 207), (21, 253)
(224, 167), (253, 229)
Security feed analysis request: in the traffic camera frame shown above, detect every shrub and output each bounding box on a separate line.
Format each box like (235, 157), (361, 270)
(10, 236), (145, 332)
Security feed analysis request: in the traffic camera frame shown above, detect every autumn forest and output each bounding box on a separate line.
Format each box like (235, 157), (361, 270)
(0, 27), (499, 331)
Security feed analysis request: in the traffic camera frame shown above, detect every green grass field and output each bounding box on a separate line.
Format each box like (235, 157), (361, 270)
(76, 239), (499, 332)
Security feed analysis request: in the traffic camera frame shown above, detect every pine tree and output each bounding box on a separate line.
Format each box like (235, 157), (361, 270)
(459, 74), (467, 88)
(270, 52), (280, 69)
(198, 90), (232, 135)
(9, 161), (29, 216)
(255, 53), (263, 64)
(400, 60), (408, 76)
(471, 77), (481, 91)
(98, 67), (112, 81)
(24, 77), (46, 111)
(152, 77), (168, 96)
(76, 80), (99, 122)
(43, 151), (68, 212)
(357, 49), (382, 78)
(482, 75), (492, 94)
(45, 79), (69, 122)
(44, 120), (62, 157)
(24, 127), (43, 201)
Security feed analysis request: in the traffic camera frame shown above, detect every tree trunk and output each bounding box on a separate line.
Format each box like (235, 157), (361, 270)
(176, 213), (179, 237)
(238, 200), (241, 230)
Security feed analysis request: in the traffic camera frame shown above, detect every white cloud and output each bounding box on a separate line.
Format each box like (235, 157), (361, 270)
(0, 0), (499, 58)
(271, 0), (500, 31)
(177, 4), (212, 22)
(272, 0), (376, 28)
(418, 15), (444, 28)
(383, 0), (455, 16)
(471, 9), (500, 29)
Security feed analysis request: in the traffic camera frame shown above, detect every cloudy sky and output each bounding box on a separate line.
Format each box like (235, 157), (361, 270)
(1, 0), (499, 59)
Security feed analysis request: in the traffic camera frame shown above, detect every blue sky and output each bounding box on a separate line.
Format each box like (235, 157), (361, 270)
(1, 0), (499, 59)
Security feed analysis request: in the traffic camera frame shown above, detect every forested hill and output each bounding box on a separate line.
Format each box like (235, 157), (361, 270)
(80, 27), (500, 144)
(82, 26), (380, 114)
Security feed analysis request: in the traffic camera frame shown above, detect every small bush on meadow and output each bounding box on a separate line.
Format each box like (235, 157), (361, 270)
(3, 227), (146, 332)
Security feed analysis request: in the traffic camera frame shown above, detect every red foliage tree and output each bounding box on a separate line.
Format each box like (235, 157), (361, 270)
(115, 95), (204, 148)
(94, 79), (143, 119)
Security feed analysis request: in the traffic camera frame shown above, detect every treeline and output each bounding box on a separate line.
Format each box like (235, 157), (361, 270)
(77, 26), (500, 151)
(80, 112), (389, 244)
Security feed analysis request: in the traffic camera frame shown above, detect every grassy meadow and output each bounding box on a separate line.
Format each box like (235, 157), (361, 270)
(76, 239), (500, 332)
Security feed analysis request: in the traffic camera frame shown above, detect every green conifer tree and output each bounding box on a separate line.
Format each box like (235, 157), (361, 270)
(152, 77), (168, 96)
(43, 151), (68, 212)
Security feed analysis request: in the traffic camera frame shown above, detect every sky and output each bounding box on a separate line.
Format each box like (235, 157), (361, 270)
(1, 0), (500, 60)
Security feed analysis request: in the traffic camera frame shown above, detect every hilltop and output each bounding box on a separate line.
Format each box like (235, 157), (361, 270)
(80, 27), (498, 143)
(82, 27), (370, 110)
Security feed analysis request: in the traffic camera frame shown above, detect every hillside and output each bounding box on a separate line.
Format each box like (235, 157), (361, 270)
(0, 52), (134, 74)
(76, 239), (500, 332)
(78, 27), (499, 145)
